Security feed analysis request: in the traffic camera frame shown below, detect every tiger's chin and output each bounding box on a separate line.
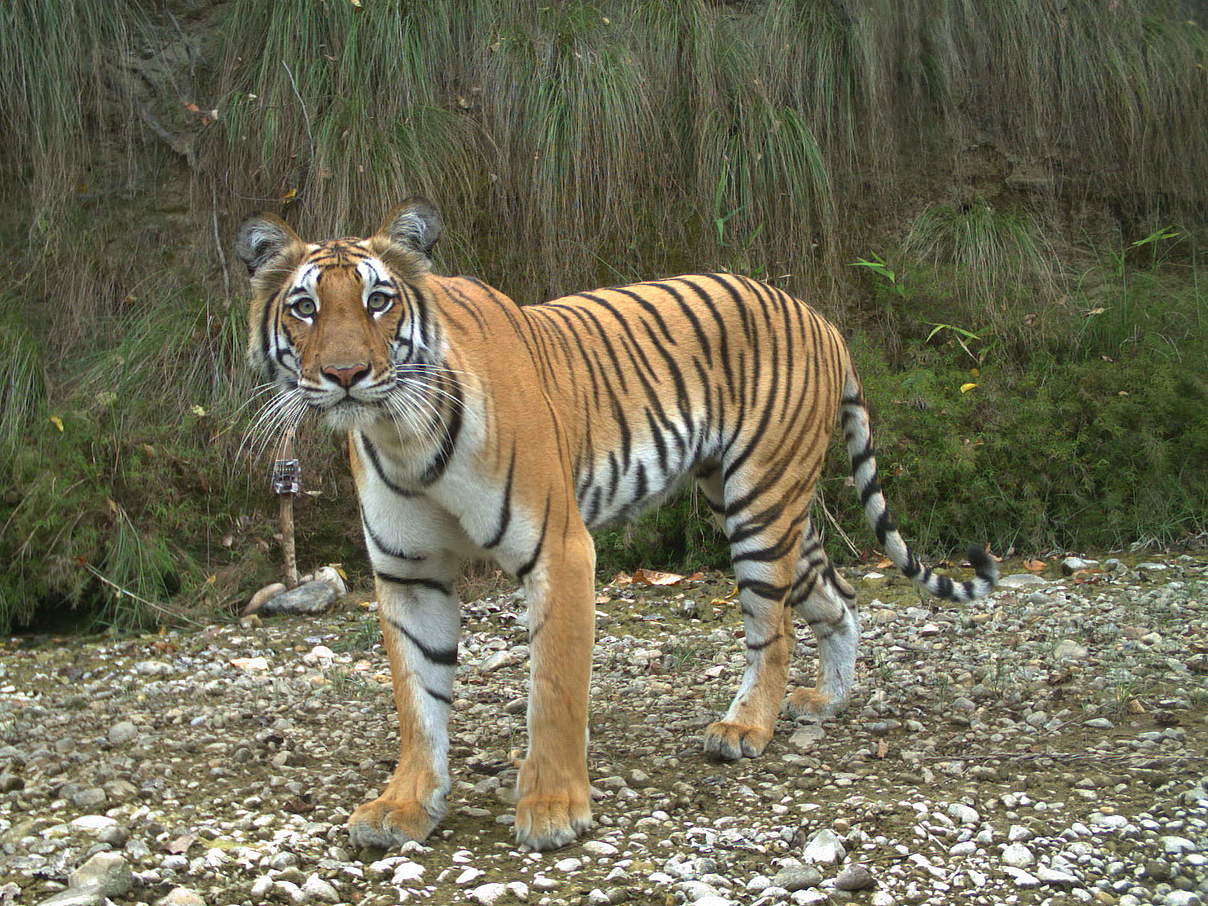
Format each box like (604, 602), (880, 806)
(320, 399), (385, 433)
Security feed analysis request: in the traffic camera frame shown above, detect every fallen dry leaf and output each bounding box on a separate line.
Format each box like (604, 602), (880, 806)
(632, 568), (685, 587)
(230, 657), (269, 672)
(1023, 558), (1047, 572)
(166, 833), (196, 854)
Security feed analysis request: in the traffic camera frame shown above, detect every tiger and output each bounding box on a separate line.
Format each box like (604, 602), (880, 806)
(234, 198), (997, 852)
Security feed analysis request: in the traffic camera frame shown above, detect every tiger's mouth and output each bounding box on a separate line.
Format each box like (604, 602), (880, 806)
(316, 396), (386, 432)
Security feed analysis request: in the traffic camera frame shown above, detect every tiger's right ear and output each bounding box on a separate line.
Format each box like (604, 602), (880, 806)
(235, 214), (305, 292)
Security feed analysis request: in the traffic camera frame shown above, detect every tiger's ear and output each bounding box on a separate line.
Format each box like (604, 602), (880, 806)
(234, 214), (305, 292)
(370, 198), (442, 270)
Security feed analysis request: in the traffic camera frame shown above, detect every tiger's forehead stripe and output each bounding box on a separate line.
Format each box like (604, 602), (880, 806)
(358, 258), (394, 290)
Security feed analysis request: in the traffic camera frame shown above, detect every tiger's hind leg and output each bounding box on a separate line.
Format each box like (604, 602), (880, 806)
(784, 519), (860, 719)
(699, 467), (805, 761)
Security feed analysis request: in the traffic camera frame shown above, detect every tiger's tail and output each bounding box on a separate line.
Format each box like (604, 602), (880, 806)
(840, 371), (997, 602)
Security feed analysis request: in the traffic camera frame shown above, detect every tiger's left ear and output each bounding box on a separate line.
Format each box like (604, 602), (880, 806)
(235, 214), (306, 294)
(370, 197), (442, 270)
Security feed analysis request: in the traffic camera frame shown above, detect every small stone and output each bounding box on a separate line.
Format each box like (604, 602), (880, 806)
(870, 893), (895, 906)
(1054, 639), (1089, 660)
(582, 840), (618, 857)
(1036, 866), (1080, 886)
(692, 898), (736, 906)
(789, 726), (826, 750)
(1002, 843), (1035, 867)
(107, 721), (138, 746)
(133, 659), (172, 675)
(998, 574), (1050, 588)
(259, 580), (338, 616)
(301, 875), (339, 903)
(790, 891), (828, 905)
(1145, 860), (1173, 882)
(1008, 824), (1033, 842)
(69, 850), (134, 897)
(1085, 718), (1115, 729)
(1160, 836), (1196, 854)
(1062, 557), (1098, 574)
(70, 787), (107, 810)
(1163, 894), (1202, 906)
(947, 803), (979, 824)
(802, 828), (846, 865)
(392, 862), (424, 883)
(302, 645), (336, 667)
(479, 650), (517, 672)
(456, 867), (484, 885)
(1003, 867), (1041, 888)
(69, 815), (118, 835)
(505, 881), (528, 902)
(469, 883), (507, 906)
(155, 889), (207, 906)
(773, 867), (822, 891)
(244, 582), (287, 615)
(834, 864), (876, 891)
(555, 857), (583, 872)
(35, 892), (103, 906)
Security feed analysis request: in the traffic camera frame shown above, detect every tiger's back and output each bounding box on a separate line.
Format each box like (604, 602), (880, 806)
(522, 273), (850, 530)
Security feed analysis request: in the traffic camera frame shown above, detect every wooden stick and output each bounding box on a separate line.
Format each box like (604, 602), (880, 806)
(275, 430), (300, 589)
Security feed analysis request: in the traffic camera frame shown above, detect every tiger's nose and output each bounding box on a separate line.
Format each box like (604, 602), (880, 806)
(321, 362), (371, 388)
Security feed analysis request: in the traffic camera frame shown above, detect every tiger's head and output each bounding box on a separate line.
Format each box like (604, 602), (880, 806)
(235, 199), (444, 435)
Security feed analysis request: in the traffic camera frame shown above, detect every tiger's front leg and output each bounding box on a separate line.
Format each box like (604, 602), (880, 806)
(512, 528), (596, 850)
(347, 566), (459, 849)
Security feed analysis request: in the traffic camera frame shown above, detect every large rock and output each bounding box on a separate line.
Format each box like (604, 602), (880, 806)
(258, 580), (338, 616)
(68, 851), (134, 897)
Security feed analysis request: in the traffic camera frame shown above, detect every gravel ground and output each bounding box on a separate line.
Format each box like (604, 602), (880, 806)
(2, 553), (1206, 906)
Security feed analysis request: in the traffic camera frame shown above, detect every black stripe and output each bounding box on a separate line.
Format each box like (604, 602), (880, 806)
(424, 687), (453, 704)
(384, 616), (458, 666)
(874, 510), (896, 545)
(419, 376), (463, 484)
(358, 434), (419, 497)
(483, 445), (517, 549)
(377, 573), (452, 596)
(746, 634), (780, 652)
(736, 579), (788, 600)
(363, 518), (425, 561)
(860, 479), (882, 506)
(516, 496), (551, 582)
(850, 444), (875, 473)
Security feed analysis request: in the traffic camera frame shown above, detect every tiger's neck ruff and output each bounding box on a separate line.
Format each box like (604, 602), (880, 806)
(235, 199), (997, 853)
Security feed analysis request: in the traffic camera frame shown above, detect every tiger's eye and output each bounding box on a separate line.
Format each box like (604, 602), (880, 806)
(367, 291), (392, 313)
(292, 298), (317, 318)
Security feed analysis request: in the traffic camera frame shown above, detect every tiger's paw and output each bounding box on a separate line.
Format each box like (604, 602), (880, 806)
(784, 687), (841, 720)
(514, 790), (593, 851)
(348, 797), (441, 850)
(703, 720), (773, 761)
